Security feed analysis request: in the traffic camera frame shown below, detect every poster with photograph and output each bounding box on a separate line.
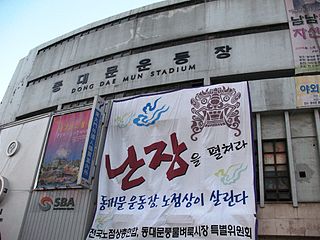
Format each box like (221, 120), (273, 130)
(37, 110), (91, 188)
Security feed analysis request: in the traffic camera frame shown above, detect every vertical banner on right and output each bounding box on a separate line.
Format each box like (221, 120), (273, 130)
(285, 0), (320, 74)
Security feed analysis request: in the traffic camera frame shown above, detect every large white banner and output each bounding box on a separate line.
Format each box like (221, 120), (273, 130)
(88, 82), (256, 239)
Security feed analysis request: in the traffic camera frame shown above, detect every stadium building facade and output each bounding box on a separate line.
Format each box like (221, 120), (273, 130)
(0, 0), (320, 239)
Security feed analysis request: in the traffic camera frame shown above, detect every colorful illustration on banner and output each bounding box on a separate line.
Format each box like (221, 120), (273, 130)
(190, 86), (241, 141)
(115, 113), (135, 128)
(214, 163), (248, 185)
(94, 214), (111, 229)
(133, 97), (169, 127)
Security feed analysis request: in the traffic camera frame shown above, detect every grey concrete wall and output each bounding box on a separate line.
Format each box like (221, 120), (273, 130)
(0, 0), (292, 124)
(257, 111), (320, 203)
(18, 30), (293, 117)
(29, 0), (287, 79)
(261, 113), (286, 139)
(249, 78), (296, 113)
(0, 49), (38, 124)
(20, 189), (92, 240)
(258, 203), (320, 237)
(0, 117), (50, 240)
(293, 137), (320, 202)
(290, 111), (316, 138)
(290, 111), (320, 202)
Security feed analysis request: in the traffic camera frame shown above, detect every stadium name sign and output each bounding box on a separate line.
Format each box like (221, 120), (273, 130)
(44, 45), (233, 98)
(71, 51), (197, 94)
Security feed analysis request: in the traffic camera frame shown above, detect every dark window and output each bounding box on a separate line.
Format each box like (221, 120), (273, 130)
(263, 140), (291, 201)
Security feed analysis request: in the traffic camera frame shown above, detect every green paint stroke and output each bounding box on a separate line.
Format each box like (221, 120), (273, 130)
(215, 163), (248, 185)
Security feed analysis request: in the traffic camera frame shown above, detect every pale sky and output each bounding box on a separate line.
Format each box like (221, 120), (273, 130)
(0, 0), (162, 102)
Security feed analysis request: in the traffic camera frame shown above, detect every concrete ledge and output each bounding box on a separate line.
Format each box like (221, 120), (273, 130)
(258, 203), (320, 237)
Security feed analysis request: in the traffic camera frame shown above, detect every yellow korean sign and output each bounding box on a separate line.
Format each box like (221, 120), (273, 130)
(296, 76), (320, 108)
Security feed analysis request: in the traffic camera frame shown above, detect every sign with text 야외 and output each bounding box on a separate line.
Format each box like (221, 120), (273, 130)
(295, 75), (320, 108)
(88, 82), (256, 240)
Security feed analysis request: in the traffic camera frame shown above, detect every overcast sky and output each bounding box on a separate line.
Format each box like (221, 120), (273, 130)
(0, 0), (162, 102)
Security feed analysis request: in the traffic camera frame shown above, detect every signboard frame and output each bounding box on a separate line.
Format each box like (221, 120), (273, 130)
(34, 107), (92, 190)
(78, 96), (106, 187)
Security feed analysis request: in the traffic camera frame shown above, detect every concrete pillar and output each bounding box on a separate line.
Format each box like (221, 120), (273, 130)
(284, 111), (298, 207)
(256, 113), (265, 207)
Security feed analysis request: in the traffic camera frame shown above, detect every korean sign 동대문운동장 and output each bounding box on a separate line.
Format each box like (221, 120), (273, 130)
(88, 82), (256, 240)
(37, 110), (91, 188)
(285, 0), (320, 74)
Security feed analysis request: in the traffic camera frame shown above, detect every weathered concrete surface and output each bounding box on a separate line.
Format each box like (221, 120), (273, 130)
(258, 203), (320, 237)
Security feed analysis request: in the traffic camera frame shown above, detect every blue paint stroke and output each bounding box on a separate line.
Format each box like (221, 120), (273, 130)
(133, 97), (169, 127)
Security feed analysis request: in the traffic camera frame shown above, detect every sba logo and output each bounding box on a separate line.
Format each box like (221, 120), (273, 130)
(53, 197), (75, 210)
(39, 196), (75, 211)
(39, 196), (53, 211)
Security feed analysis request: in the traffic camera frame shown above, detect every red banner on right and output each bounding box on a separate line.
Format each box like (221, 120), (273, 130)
(285, 0), (320, 74)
